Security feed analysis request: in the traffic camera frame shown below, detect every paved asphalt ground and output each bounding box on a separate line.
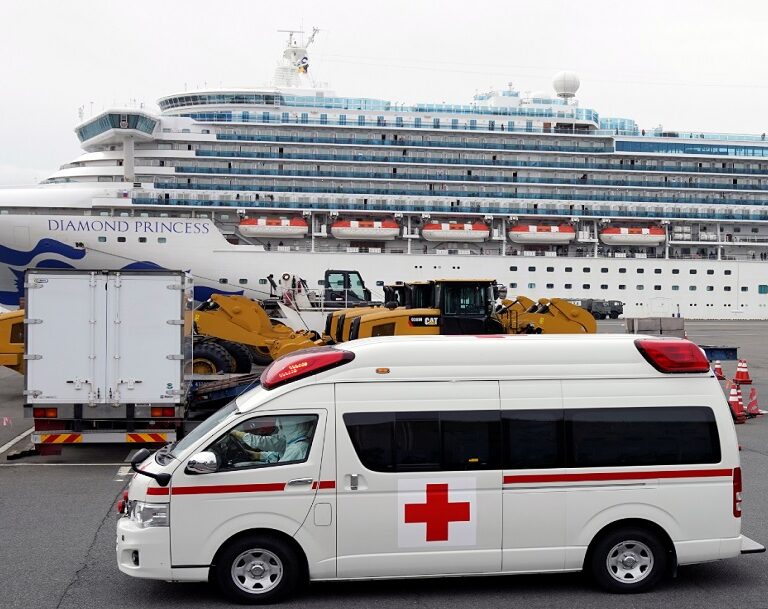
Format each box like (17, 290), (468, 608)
(1, 321), (768, 609)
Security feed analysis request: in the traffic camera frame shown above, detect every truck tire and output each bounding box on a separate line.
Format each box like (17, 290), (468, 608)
(610, 312), (620, 319)
(588, 527), (669, 593)
(189, 341), (235, 374)
(249, 346), (273, 366)
(219, 340), (253, 373)
(214, 533), (304, 604)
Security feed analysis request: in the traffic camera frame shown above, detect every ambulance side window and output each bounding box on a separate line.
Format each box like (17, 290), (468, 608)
(503, 410), (564, 469)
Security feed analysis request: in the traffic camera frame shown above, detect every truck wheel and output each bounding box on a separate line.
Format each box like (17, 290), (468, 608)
(219, 340), (253, 373)
(189, 341), (235, 374)
(610, 313), (620, 319)
(589, 527), (668, 594)
(249, 346), (273, 366)
(215, 534), (303, 604)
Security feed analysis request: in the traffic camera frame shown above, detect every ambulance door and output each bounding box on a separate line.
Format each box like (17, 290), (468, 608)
(500, 380), (566, 572)
(335, 381), (502, 578)
(170, 385), (331, 568)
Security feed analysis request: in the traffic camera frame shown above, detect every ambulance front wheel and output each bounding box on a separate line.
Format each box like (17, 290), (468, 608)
(214, 533), (304, 604)
(589, 526), (669, 594)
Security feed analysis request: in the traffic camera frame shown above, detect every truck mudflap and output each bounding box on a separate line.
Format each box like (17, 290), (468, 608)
(741, 536), (766, 554)
(32, 431), (175, 445)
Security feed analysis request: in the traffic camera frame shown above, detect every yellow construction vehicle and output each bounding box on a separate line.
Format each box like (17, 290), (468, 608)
(0, 309), (25, 374)
(509, 297), (597, 334)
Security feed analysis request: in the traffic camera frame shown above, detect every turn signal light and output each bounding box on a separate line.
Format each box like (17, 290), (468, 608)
(634, 338), (710, 374)
(150, 407), (176, 417)
(733, 467), (743, 518)
(32, 407), (58, 418)
(261, 347), (355, 390)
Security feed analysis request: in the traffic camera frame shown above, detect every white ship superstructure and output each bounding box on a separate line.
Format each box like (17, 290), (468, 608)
(2, 30), (768, 319)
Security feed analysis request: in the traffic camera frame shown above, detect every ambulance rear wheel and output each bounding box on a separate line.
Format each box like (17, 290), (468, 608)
(589, 527), (668, 593)
(215, 534), (303, 604)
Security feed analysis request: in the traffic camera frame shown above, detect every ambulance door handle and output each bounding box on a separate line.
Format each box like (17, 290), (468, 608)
(350, 474), (359, 491)
(287, 478), (313, 487)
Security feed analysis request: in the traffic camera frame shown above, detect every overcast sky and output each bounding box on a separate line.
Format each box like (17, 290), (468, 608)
(2, 0), (766, 185)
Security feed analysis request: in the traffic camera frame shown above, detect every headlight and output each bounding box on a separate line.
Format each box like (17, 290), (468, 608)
(127, 500), (170, 528)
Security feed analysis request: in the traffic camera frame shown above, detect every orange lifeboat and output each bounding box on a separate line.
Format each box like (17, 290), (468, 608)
(508, 224), (575, 245)
(238, 217), (308, 238)
(421, 222), (490, 242)
(330, 219), (400, 240)
(599, 226), (666, 246)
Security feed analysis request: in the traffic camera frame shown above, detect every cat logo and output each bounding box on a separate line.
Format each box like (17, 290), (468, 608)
(408, 316), (440, 327)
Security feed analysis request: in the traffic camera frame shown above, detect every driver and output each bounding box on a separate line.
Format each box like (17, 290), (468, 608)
(232, 417), (313, 463)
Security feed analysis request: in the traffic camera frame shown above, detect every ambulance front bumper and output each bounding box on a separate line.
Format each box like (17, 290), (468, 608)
(116, 516), (172, 580)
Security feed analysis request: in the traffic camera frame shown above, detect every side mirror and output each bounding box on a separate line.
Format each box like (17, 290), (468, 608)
(186, 451), (218, 475)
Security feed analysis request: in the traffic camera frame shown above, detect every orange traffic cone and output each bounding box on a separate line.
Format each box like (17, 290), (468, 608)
(747, 387), (765, 417)
(712, 361), (725, 380)
(733, 359), (753, 385)
(728, 385), (747, 424)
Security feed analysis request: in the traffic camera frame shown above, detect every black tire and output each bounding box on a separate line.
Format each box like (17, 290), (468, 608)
(219, 340), (253, 373)
(589, 527), (669, 594)
(214, 534), (303, 604)
(609, 312), (620, 319)
(249, 346), (273, 366)
(189, 341), (235, 374)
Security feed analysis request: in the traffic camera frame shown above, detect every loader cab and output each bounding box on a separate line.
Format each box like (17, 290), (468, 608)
(404, 281), (434, 309)
(435, 279), (505, 335)
(323, 270), (371, 308)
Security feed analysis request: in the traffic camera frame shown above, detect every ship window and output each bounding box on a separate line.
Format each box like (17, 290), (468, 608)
(510, 282), (518, 288)
(637, 268), (644, 274)
(619, 268), (626, 274)
(759, 285), (768, 294)
(239, 279), (247, 285)
(117, 237), (126, 243)
(509, 266), (517, 271)
(138, 237), (147, 243)
(654, 268), (662, 274)
(672, 285), (680, 291)
(654, 285), (662, 291)
(724, 286), (732, 292)
(734, 227), (741, 233)
(637, 285), (645, 290)
(601, 268), (608, 273)
(158, 237), (167, 243)
(741, 286), (749, 292)
(600, 284), (608, 290)
(582, 284), (590, 289)
(546, 267), (554, 272)
(690, 269), (697, 274)
(98, 236), (107, 243)
(259, 279), (268, 285)
(672, 269), (680, 274)
(619, 285), (626, 290)
(546, 283), (554, 289)
(565, 267), (573, 272)
(358, 115), (366, 126)
(528, 283), (536, 289)
(528, 266), (535, 272)
(706, 286), (714, 291)
(583, 267), (591, 273)
(219, 278), (229, 284)
(689, 286), (697, 291)
(725, 270), (732, 275)
(564, 283), (572, 289)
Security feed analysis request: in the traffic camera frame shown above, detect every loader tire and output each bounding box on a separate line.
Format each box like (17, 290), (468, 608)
(219, 340), (253, 373)
(189, 341), (235, 375)
(249, 346), (274, 366)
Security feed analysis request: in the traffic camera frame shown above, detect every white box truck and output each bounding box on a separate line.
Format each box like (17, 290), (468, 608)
(23, 269), (192, 455)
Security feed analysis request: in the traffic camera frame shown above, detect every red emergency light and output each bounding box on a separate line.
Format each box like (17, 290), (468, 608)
(260, 347), (355, 390)
(634, 338), (710, 374)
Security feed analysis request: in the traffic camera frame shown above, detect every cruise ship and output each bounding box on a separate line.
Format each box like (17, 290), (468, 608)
(2, 29), (768, 320)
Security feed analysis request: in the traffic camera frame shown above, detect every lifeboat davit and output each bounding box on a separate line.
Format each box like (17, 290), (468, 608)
(421, 222), (490, 242)
(600, 226), (666, 246)
(508, 224), (576, 244)
(238, 217), (308, 239)
(330, 220), (400, 240)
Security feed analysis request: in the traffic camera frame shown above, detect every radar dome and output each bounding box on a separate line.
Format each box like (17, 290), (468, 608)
(553, 71), (580, 99)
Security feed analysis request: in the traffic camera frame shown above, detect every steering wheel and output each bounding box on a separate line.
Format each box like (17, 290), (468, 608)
(215, 433), (256, 468)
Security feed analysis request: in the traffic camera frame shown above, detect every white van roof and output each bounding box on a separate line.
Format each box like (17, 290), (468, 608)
(263, 334), (713, 389)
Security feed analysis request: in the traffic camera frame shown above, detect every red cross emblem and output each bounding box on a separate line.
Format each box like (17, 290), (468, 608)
(403, 483), (471, 542)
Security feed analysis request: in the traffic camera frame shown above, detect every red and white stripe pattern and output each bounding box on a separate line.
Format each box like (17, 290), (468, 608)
(238, 217), (308, 238)
(508, 224), (576, 244)
(421, 222), (490, 242)
(146, 479), (336, 496)
(331, 220), (400, 240)
(600, 226), (666, 246)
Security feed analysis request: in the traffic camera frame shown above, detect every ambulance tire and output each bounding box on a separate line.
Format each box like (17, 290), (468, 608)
(215, 533), (304, 604)
(588, 526), (669, 594)
(219, 340), (253, 373)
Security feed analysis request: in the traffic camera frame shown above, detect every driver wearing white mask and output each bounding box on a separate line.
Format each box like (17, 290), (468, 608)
(232, 417), (313, 463)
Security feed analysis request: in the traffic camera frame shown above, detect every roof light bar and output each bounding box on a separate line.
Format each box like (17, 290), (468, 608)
(634, 338), (710, 374)
(260, 347), (355, 390)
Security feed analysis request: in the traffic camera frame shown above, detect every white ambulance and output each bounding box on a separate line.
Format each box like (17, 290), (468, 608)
(116, 335), (764, 604)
